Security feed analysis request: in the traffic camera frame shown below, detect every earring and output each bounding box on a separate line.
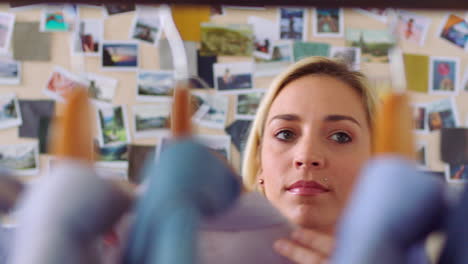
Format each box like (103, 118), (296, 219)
(258, 179), (264, 185)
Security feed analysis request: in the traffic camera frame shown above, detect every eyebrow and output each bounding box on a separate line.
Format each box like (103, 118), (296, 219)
(268, 114), (361, 127)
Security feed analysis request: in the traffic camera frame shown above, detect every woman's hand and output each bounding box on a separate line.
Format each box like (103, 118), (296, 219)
(273, 228), (334, 264)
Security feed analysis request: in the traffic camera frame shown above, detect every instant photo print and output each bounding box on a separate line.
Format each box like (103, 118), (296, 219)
(101, 42), (139, 71)
(313, 8), (344, 38)
(279, 7), (307, 41)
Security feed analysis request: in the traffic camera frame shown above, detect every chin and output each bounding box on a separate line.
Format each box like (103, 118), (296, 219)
(289, 207), (337, 234)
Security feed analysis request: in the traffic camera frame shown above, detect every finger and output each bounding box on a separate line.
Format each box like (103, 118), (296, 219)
(274, 239), (326, 264)
(291, 228), (334, 257)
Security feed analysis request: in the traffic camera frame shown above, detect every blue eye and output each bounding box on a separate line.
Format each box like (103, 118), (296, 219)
(275, 130), (295, 141)
(330, 132), (352, 144)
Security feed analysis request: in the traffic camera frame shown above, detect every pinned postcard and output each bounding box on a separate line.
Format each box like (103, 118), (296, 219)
(43, 66), (90, 102)
(130, 6), (162, 45)
(429, 56), (460, 94)
(13, 22), (51, 61)
(72, 19), (103, 56)
(235, 90), (265, 120)
(395, 10), (431, 46)
(195, 134), (232, 162)
(416, 142), (427, 169)
(225, 120), (252, 154)
(248, 16), (279, 60)
(279, 7), (307, 41)
(85, 73), (118, 106)
(403, 53), (429, 93)
(411, 103), (428, 133)
(0, 143), (39, 176)
(426, 98), (458, 132)
(96, 105), (131, 146)
(460, 67), (468, 92)
(200, 23), (254, 56)
(0, 56), (21, 85)
(438, 14), (468, 50)
(104, 4), (135, 16)
(192, 91), (229, 130)
(213, 62), (254, 94)
(312, 8), (344, 38)
(94, 140), (129, 169)
(346, 28), (395, 63)
(0, 13), (15, 54)
(254, 40), (294, 77)
(156, 134), (231, 162)
(446, 163), (468, 183)
(353, 8), (389, 23)
(132, 102), (171, 139)
(40, 4), (78, 32)
(136, 70), (175, 102)
(330, 46), (361, 70)
(293, 42), (330, 62)
(101, 41), (139, 71)
(0, 93), (22, 130)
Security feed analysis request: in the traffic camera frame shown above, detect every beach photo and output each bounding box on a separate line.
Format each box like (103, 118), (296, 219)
(0, 143), (39, 176)
(136, 70), (174, 101)
(213, 61), (254, 93)
(101, 42), (139, 70)
(133, 103), (171, 138)
(0, 57), (20, 85)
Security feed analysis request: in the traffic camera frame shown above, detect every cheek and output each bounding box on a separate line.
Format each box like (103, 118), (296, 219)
(259, 140), (290, 194)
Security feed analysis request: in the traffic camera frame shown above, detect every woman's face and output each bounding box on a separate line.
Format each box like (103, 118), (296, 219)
(259, 75), (372, 233)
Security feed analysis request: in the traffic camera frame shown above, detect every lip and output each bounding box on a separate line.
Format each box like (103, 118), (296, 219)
(286, 180), (330, 196)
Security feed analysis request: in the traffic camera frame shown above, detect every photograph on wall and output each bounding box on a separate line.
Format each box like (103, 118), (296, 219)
(195, 134), (232, 162)
(329, 46), (361, 70)
(426, 98), (458, 132)
(132, 103), (171, 139)
(72, 19), (103, 56)
(0, 13), (15, 54)
(43, 66), (90, 102)
(411, 103), (427, 133)
(248, 16), (279, 60)
(40, 4), (78, 32)
(0, 56), (21, 85)
(235, 90), (265, 120)
(200, 23), (254, 56)
(346, 28), (395, 63)
(101, 42), (139, 71)
(130, 7), (162, 45)
(213, 61), (254, 93)
(416, 142), (427, 169)
(293, 41), (330, 62)
(446, 163), (468, 183)
(460, 67), (468, 92)
(85, 73), (118, 106)
(192, 91), (229, 130)
(254, 40), (294, 77)
(96, 105), (130, 146)
(0, 143), (39, 176)
(279, 7), (307, 41)
(395, 10), (431, 47)
(225, 119), (252, 154)
(104, 4), (135, 16)
(439, 14), (468, 50)
(353, 8), (389, 23)
(312, 8), (344, 38)
(0, 93), (22, 130)
(94, 140), (128, 169)
(429, 56), (459, 94)
(136, 70), (174, 101)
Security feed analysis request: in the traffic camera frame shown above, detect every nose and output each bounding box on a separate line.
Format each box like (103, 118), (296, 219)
(293, 142), (326, 170)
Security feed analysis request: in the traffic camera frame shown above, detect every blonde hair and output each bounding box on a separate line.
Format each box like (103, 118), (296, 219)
(241, 57), (379, 191)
